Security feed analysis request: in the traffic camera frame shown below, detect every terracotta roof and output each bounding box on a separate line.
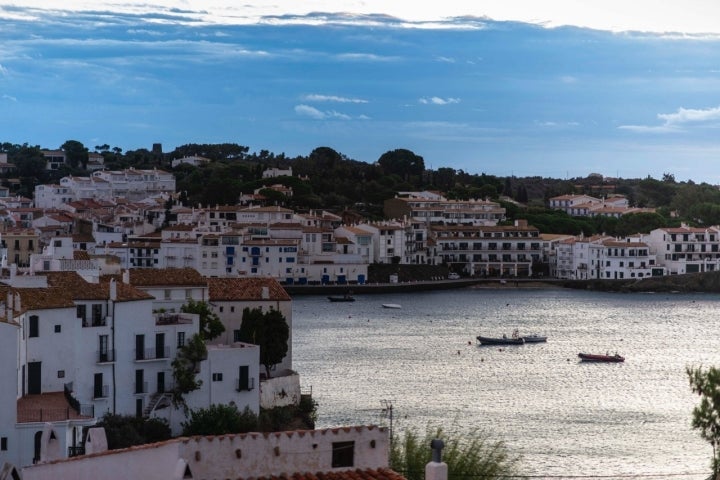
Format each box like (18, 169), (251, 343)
(128, 268), (208, 287)
(74, 250), (91, 260)
(207, 277), (291, 301)
(250, 469), (406, 480)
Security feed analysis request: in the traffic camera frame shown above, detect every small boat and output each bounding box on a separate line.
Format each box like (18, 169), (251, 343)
(476, 335), (525, 346)
(578, 352), (624, 363)
(327, 295), (355, 302)
(521, 334), (547, 343)
(382, 303), (402, 309)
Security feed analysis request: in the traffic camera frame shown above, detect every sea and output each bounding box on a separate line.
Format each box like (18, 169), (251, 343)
(291, 287), (718, 480)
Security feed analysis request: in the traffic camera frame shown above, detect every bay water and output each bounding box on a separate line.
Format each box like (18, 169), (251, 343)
(292, 287), (718, 479)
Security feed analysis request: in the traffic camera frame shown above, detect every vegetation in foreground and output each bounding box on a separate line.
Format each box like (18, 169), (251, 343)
(687, 366), (720, 476)
(389, 425), (519, 480)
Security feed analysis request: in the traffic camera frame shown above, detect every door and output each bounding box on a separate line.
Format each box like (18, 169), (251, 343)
(157, 371), (165, 393)
(99, 335), (109, 362)
(135, 369), (144, 394)
(238, 365), (249, 391)
(28, 362), (41, 395)
(135, 334), (145, 360)
(155, 333), (165, 359)
(93, 373), (103, 398)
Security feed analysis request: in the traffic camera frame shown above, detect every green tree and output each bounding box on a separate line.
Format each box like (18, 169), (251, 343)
(390, 426), (519, 480)
(171, 333), (207, 409)
(378, 149), (425, 179)
(687, 365), (720, 475)
(96, 413), (171, 450)
(238, 308), (289, 378)
(182, 404), (258, 436)
(61, 140), (89, 169)
(181, 299), (225, 341)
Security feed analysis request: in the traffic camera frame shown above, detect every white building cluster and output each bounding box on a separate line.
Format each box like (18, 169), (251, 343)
(0, 264), (295, 472)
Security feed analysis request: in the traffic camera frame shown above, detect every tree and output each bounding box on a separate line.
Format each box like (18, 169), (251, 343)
(377, 149), (425, 179)
(181, 299), (225, 341)
(171, 333), (207, 409)
(61, 140), (89, 169)
(238, 308), (289, 378)
(96, 413), (171, 450)
(687, 365), (720, 475)
(389, 426), (519, 480)
(182, 404), (258, 436)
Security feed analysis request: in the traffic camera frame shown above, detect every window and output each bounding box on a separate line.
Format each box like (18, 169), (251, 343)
(332, 441), (355, 468)
(1, 437), (6, 451)
(233, 329), (241, 342)
(230, 306), (235, 313)
(29, 315), (39, 338)
(54, 324), (61, 333)
(177, 331), (186, 348)
(212, 373), (223, 382)
(164, 289), (171, 300)
(91, 304), (103, 326)
(57, 370), (65, 378)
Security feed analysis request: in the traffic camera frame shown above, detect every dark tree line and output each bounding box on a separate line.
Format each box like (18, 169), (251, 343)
(1, 140), (718, 230)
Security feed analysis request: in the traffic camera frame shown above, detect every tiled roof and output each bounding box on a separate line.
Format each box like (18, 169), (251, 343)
(128, 268), (208, 287)
(249, 468), (407, 480)
(207, 277), (291, 301)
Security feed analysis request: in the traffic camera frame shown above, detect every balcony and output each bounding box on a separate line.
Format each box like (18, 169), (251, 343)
(93, 385), (109, 399)
(135, 347), (169, 362)
(68, 446), (85, 457)
(97, 350), (116, 363)
(236, 377), (256, 392)
(155, 313), (193, 326)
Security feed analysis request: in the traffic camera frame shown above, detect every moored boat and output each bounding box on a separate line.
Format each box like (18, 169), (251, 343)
(328, 295), (355, 302)
(578, 352), (624, 363)
(476, 335), (525, 346)
(521, 334), (548, 343)
(382, 303), (402, 309)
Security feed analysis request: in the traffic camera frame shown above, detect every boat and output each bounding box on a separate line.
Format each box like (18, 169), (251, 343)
(476, 335), (525, 346)
(327, 295), (355, 302)
(382, 303), (402, 309)
(578, 352), (624, 363)
(521, 334), (547, 343)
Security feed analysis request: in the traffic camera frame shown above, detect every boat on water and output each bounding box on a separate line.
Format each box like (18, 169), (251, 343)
(578, 352), (624, 363)
(521, 334), (548, 343)
(476, 334), (525, 346)
(327, 295), (355, 302)
(382, 303), (402, 309)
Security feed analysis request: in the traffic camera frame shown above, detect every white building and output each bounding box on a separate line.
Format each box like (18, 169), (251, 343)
(22, 425), (395, 480)
(642, 226), (720, 275)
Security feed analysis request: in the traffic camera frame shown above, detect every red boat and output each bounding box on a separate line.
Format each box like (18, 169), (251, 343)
(578, 352), (624, 363)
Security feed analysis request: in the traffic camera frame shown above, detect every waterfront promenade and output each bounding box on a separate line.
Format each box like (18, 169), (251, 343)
(283, 277), (562, 295)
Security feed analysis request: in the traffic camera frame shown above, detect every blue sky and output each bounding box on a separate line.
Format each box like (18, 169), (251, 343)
(2, 2), (720, 182)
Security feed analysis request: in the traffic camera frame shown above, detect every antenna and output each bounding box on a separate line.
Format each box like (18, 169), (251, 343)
(380, 399), (394, 443)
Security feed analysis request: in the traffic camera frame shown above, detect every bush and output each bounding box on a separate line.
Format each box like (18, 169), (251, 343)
(96, 413), (171, 450)
(182, 404), (258, 436)
(390, 425), (519, 480)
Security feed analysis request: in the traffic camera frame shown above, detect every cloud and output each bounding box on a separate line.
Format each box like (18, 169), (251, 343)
(419, 96), (460, 105)
(2, 94), (17, 102)
(619, 105), (720, 133)
(302, 94), (367, 103)
(0, 64), (7, 76)
(294, 104), (351, 120)
(658, 105), (720, 125)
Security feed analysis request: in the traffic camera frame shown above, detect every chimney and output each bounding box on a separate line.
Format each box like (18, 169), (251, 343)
(122, 269), (130, 284)
(425, 439), (447, 480)
(261, 286), (269, 300)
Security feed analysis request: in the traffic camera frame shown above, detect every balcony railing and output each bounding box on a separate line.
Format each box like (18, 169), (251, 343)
(97, 350), (116, 363)
(236, 377), (255, 392)
(93, 385), (109, 399)
(135, 347), (169, 361)
(68, 446), (85, 457)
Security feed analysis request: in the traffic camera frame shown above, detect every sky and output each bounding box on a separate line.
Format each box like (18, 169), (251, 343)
(2, 1), (720, 182)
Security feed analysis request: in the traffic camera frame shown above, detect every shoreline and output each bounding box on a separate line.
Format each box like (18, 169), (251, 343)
(283, 278), (563, 296)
